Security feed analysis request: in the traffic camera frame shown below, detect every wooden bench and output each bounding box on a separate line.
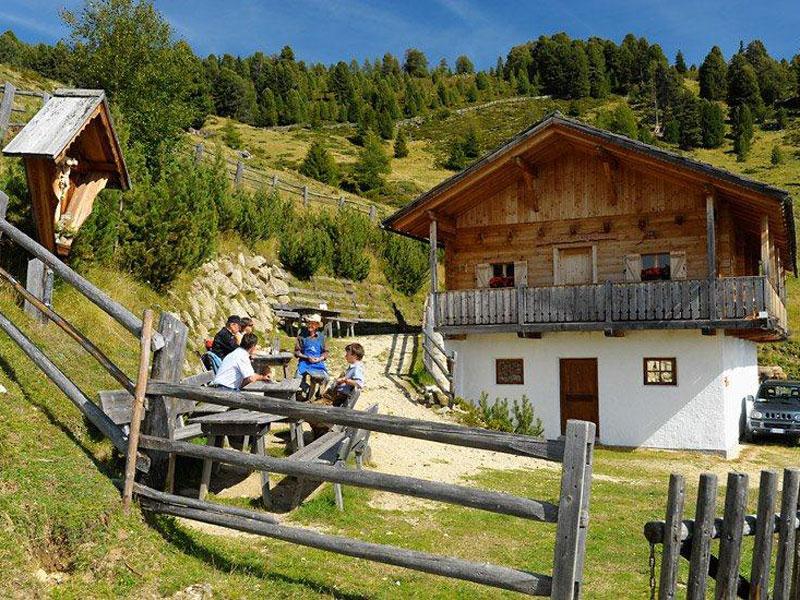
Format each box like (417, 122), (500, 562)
(330, 317), (357, 337)
(99, 370), (224, 440)
(292, 387), (361, 449)
(286, 400), (375, 510)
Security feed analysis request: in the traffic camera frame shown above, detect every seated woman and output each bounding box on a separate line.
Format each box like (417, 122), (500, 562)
(294, 314), (329, 399)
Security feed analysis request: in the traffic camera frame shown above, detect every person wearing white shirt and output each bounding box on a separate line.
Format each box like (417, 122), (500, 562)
(212, 333), (271, 390)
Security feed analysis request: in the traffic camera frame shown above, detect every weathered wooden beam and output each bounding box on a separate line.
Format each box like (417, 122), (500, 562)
(145, 381), (567, 461)
(429, 216), (439, 321)
(23, 258), (52, 324)
(659, 473), (686, 599)
(0, 264), (134, 394)
(750, 470), (777, 600)
(0, 310), (148, 472)
(0, 82), (15, 139)
(139, 434), (558, 521)
(140, 499), (552, 596)
(597, 146), (619, 206)
(761, 215), (771, 281)
(141, 312), (187, 490)
(122, 309), (154, 512)
(707, 192), (717, 279)
(0, 216), (164, 350)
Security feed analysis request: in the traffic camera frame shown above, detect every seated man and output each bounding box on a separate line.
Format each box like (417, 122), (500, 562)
(212, 332), (271, 390)
(236, 316), (254, 345)
(294, 314), (329, 399)
(211, 315), (241, 360)
(322, 343), (366, 407)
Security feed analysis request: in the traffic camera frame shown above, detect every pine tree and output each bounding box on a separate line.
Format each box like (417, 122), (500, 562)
(455, 55), (475, 74)
(222, 120), (242, 149)
(394, 128), (409, 158)
(376, 109), (394, 140)
(732, 104), (754, 161)
(257, 88), (278, 126)
(300, 140), (339, 185)
(699, 46), (728, 100)
(353, 131), (390, 191)
(462, 126), (481, 158)
(586, 39), (610, 98)
(675, 51), (687, 74)
(403, 48), (429, 77)
(700, 100), (725, 148)
(776, 107), (788, 130)
(727, 53), (763, 115)
(677, 95), (703, 149)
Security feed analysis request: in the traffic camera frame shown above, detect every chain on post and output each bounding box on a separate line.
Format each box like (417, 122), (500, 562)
(649, 542), (657, 600)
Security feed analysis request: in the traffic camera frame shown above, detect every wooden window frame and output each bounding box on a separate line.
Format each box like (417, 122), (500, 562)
(495, 358), (524, 385)
(643, 357), (677, 386)
(489, 262), (515, 288)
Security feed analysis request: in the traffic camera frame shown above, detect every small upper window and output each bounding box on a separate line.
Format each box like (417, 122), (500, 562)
(641, 253), (671, 281)
(644, 358), (677, 386)
(490, 263), (515, 288)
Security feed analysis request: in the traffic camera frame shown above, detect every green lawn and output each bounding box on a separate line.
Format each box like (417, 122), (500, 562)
(1, 265), (800, 598)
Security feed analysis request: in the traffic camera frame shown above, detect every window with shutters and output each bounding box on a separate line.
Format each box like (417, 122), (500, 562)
(489, 262), (515, 288)
(644, 358), (677, 385)
(641, 253), (671, 280)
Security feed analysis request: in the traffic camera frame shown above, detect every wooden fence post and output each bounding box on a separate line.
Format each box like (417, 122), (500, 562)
(687, 472), (718, 600)
(42, 92), (51, 104)
(0, 82), (16, 140)
(123, 309), (154, 512)
(272, 174), (278, 189)
(24, 258), (53, 324)
(750, 470), (777, 600)
(369, 205), (377, 221)
(141, 312), (187, 491)
(716, 472), (748, 600)
(339, 196), (345, 208)
(774, 469), (800, 600)
(194, 143), (204, 163)
(659, 473), (686, 600)
(302, 185), (309, 206)
(551, 419), (595, 599)
(235, 161), (244, 187)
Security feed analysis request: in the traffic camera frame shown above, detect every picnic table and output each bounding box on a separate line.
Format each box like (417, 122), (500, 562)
(190, 409), (287, 507)
(243, 377), (300, 398)
(275, 304), (356, 338)
(250, 351), (293, 378)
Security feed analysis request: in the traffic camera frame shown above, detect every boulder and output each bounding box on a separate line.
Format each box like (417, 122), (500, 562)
(759, 365), (788, 381)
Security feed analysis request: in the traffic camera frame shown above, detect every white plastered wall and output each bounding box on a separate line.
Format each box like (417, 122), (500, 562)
(447, 330), (758, 455)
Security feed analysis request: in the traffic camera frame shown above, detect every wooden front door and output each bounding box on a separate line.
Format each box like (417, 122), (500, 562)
(559, 358), (599, 435)
(557, 247), (593, 285)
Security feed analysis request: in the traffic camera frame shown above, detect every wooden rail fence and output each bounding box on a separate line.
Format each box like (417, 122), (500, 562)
(0, 82), (50, 140)
(190, 143), (387, 221)
(0, 189), (596, 598)
(644, 469), (800, 599)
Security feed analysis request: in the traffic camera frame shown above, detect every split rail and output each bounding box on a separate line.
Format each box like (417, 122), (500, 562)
(0, 190), (596, 597)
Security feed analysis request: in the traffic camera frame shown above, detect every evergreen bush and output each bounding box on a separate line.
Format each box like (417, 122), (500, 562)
(394, 129), (409, 158)
(279, 224), (329, 280)
(299, 140), (339, 186)
(380, 234), (429, 295)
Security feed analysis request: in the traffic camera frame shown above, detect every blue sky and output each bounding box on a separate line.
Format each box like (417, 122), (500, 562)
(2, 0), (799, 69)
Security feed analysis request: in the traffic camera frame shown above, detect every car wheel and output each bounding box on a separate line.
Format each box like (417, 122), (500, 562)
(744, 429), (755, 443)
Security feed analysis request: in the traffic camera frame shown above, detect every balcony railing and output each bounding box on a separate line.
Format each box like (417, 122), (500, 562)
(434, 276), (788, 334)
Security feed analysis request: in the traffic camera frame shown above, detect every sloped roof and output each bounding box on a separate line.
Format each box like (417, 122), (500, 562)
(2, 88), (130, 189)
(383, 111), (796, 272)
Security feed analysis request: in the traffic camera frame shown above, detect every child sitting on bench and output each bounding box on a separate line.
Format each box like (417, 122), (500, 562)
(321, 343), (365, 407)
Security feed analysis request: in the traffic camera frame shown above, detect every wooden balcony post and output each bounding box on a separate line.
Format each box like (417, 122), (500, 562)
(706, 192), (718, 321)
(428, 214), (439, 323)
(761, 215), (771, 282)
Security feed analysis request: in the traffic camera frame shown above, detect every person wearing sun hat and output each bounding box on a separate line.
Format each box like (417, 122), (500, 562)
(294, 313), (329, 397)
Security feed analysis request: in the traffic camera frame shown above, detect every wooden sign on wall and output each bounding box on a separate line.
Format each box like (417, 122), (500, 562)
(495, 358), (524, 385)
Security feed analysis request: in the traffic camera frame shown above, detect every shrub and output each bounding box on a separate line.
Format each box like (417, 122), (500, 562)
(222, 119), (242, 149)
(353, 131), (390, 192)
(457, 393), (544, 436)
(595, 104), (638, 139)
(299, 140), (339, 186)
(70, 190), (121, 269)
(117, 155), (219, 290)
(394, 129), (409, 158)
(330, 208), (372, 281)
(278, 225), (329, 280)
(771, 144), (785, 166)
(380, 234), (429, 295)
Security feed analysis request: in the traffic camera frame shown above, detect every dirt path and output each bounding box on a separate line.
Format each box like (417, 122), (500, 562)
(213, 334), (554, 512)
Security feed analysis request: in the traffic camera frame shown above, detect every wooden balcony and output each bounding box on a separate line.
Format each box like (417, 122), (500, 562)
(433, 276), (788, 341)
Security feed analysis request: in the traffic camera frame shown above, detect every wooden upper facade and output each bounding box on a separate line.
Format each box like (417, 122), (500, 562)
(384, 113), (795, 340)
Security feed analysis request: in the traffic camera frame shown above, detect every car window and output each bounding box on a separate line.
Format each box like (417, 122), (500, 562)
(758, 384), (800, 401)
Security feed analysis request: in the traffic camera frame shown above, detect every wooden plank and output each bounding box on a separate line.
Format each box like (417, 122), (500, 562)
(0, 310), (147, 471)
(141, 434), (559, 521)
(198, 435), (217, 500)
(254, 434), (271, 508)
(715, 472), (748, 600)
(551, 420), (595, 599)
(687, 473), (718, 600)
(749, 470), (777, 600)
(123, 309), (154, 512)
(774, 469), (800, 600)
(146, 381), (568, 461)
(659, 474), (686, 600)
(0, 82), (15, 138)
(707, 194), (717, 278)
(142, 312), (188, 490)
(23, 258), (52, 324)
(0, 218), (164, 350)
(142, 499), (553, 596)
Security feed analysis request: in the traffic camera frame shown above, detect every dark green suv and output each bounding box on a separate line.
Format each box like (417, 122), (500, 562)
(744, 380), (800, 443)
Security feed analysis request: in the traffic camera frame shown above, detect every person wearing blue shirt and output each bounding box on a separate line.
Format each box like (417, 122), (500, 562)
(294, 314), (329, 398)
